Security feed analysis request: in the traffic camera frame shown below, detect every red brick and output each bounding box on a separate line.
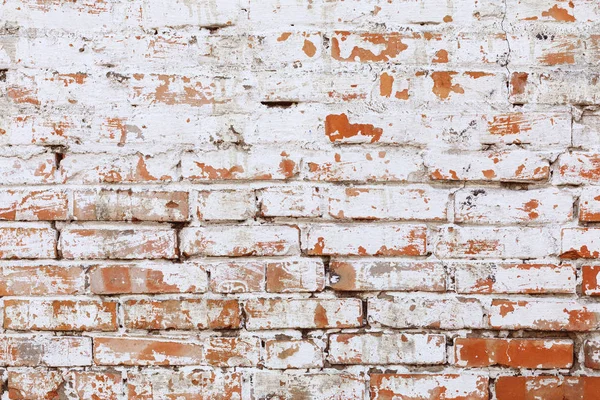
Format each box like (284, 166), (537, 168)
(455, 338), (573, 368)
(73, 189), (189, 221)
(63, 371), (123, 400)
(0, 189), (68, 221)
(4, 299), (118, 331)
(583, 265), (600, 296)
(123, 298), (241, 330)
(197, 189), (256, 220)
(259, 185), (323, 217)
(578, 188), (600, 221)
(0, 262), (85, 295)
(0, 335), (91, 366)
(328, 186), (448, 221)
(454, 188), (573, 224)
(60, 152), (179, 183)
(489, 299), (600, 331)
(252, 372), (365, 400)
(426, 150), (549, 182)
(7, 370), (64, 400)
(180, 225), (300, 257)
(510, 70), (600, 105)
(483, 112), (571, 148)
(557, 152), (600, 185)
(331, 32), (410, 63)
(0, 223), (57, 259)
(369, 296), (485, 329)
(303, 149), (423, 182)
(209, 261), (265, 293)
(329, 260), (445, 292)
(59, 224), (177, 259)
(561, 228), (600, 259)
(88, 262), (208, 294)
(94, 336), (204, 366)
(0, 153), (57, 185)
(495, 376), (600, 400)
(265, 259), (325, 293)
(329, 333), (445, 365)
(128, 73), (222, 106)
(454, 262), (576, 294)
(370, 374), (489, 400)
(127, 369), (242, 400)
(304, 224), (427, 256)
(507, 2), (586, 22)
(584, 339), (600, 369)
(436, 226), (557, 259)
(244, 298), (363, 330)
(182, 148), (299, 181)
(6, 369), (124, 400)
(264, 339), (324, 369)
(203, 337), (261, 367)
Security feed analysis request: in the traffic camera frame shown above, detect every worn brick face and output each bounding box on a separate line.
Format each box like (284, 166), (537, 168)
(60, 224), (177, 259)
(304, 224), (427, 256)
(88, 262), (208, 294)
(0, 336), (91, 367)
(180, 225), (300, 257)
(264, 339), (324, 369)
(4, 298), (118, 331)
(3, 0), (598, 397)
(127, 369), (242, 400)
(454, 338), (573, 368)
(244, 298), (363, 330)
(370, 374), (489, 400)
(369, 296), (485, 329)
(329, 333), (446, 365)
(123, 298), (241, 330)
(454, 262), (576, 294)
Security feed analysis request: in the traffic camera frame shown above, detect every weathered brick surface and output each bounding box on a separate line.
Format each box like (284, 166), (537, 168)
(370, 374), (489, 400)
(88, 261), (208, 294)
(252, 372), (366, 400)
(329, 259), (446, 292)
(127, 369), (242, 400)
(6, 370), (123, 400)
(0, 189), (68, 221)
(123, 298), (241, 330)
(0, 336), (91, 367)
(60, 224), (177, 259)
(244, 298), (363, 330)
(495, 376), (600, 400)
(93, 337), (204, 366)
(454, 188), (573, 224)
(180, 225), (300, 257)
(583, 265), (600, 296)
(436, 226), (557, 258)
(489, 299), (600, 331)
(2, 0), (598, 397)
(369, 295), (485, 329)
(73, 189), (189, 221)
(454, 338), (573, 368)
(4, 298), (118, 331)
(0, 262), (85, 295)
(264, 339), (324, 369)
(329, 333), (446, 365)
(454, 262), (576, 294)
(304, 224), (427, 256)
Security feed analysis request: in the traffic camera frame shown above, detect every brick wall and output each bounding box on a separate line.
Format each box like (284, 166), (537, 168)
(1, 0), (600, 399)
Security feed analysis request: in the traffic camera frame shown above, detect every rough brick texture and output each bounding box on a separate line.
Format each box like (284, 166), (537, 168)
(0, 0), (598, 398)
